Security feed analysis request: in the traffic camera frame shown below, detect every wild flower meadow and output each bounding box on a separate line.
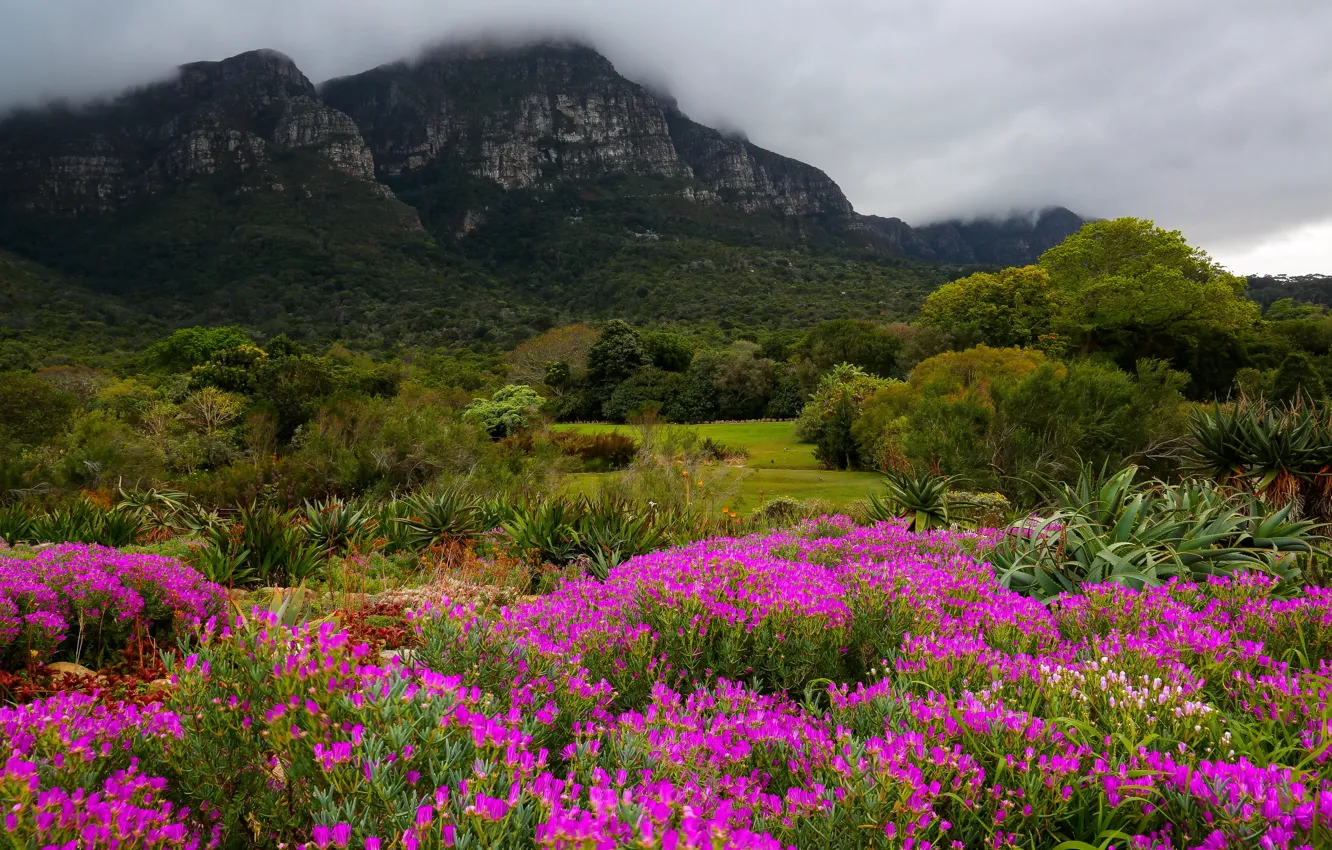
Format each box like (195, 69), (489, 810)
(2, 520), (1330, 849)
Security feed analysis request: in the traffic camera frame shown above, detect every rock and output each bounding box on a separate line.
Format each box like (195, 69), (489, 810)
(379, 648), (418, 665)
(321, 42), (855, 219)
(46, 661), (96, 678)
(0, 49), (383, 217)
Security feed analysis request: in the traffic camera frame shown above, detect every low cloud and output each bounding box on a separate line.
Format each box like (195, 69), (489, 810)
(3, 0), (1330, 261)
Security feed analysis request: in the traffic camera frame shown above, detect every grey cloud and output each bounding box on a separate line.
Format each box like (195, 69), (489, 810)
(2, 0), (1330, 254)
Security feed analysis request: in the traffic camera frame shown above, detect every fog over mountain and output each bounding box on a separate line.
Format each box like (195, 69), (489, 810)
(2, 0), (1330, 271)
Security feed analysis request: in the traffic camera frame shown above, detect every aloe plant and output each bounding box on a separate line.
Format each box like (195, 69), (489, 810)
(994, 465), (1321, 599)
(866, 471), (963, 532)
(1188, 399), (1332, 521)
(394, 485), (481, 550)
(302, 498), (376, 555)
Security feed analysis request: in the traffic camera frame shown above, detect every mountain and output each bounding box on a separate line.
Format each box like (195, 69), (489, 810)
(0, 41), (1087, 347)
(1245, 274), (1332, 312)
(903, 208), (1088, 265)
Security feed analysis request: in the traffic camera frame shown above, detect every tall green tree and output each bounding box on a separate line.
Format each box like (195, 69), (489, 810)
(919, 265), (1060, 349)
(586, 321), (645, 395)
(1038, 218), (1259, 380)
(1271, 352), (1327, 404)
(796, 320), (902, 380)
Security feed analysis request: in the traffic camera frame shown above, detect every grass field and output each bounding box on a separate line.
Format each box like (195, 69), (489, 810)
(555, 421), (883, 509)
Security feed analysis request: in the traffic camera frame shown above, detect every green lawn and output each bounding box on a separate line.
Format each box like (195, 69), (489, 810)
(555, 421), (820, 468)
(555, 421), (884, 509)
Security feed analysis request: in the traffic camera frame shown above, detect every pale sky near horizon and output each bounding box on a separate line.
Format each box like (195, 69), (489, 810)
(1, 0), (1329, 274)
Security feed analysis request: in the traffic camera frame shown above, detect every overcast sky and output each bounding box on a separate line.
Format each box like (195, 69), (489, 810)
(3, 0), (1330, 274)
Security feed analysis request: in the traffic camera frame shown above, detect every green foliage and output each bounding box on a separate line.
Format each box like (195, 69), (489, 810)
(0, 498), (144, 547)
(1265, 297), (1325, 321)
(641, 331), (694, 372)
(552, 431), (639, 471)
(0, 370), (77, 446)
(992, 466), (1320, 599)
(851, 347), (1191, 498)
(1271, 352), (1327, 404)
(796, 364), (896, 470)
(148, 326), (253, 370)
(463, 384), (546, 438)
(920, 265), (1060, 348)
(189, 344), (269, 394)
(1039, 218), (1260, 387)
(795, 319), (903, 379)
(602, 368), (682, 422)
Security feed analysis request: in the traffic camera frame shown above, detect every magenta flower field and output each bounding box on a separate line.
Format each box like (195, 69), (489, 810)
(3, 519), (1330, 849)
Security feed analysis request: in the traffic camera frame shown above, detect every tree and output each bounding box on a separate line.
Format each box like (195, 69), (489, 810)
(602, 369), (684, 422)
(586, 321), (645, 388)
(795, 364), (894, 470)
(148, 326), (253, 371)
(0, 370), (76, 446)
(796, 320), (902, 379)
(505, 324), (599, 386)
(920, 265), (1060, 348)
(253, 355), (339, 442)
(190, 345), (269, 394)
(711, 342), (779, 420)
(1038, 218), (1259, 376)
(1271, 352), (1327, 404)
(642, 331), (695, 372)
(1264, 298), (1324, 322)
(463, 385), (546, 438)
(909, 345), (1051, 401)
(179, 387), (244, 436)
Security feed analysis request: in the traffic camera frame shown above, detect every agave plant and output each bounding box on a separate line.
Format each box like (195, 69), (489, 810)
(993, 465), (1321, 599)
(503, 498), (584, 568)
(394, 485), (482, 551)
(866, 471), (962, 532)
(575, 496), (670, 580)
(116, 486), (189, 521)
(302, 498), (376, 556)
(27, 498), (145, 547)
(191, 503), (324, 588)
(0, 504), (35, 544)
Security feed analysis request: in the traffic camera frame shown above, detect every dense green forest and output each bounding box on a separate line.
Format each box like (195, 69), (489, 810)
(3, 216), (1331, 514)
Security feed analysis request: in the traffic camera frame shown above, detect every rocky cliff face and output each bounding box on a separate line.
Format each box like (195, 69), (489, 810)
(323, 44), (689, 190)
(0, 40), (1084, 282)
(321, 43), (853, 219)
(0, 49), (381, 215)
(662, 109), (852, 216)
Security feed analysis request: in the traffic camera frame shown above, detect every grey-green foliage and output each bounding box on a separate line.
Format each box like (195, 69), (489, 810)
(993, 465), (1321, 599)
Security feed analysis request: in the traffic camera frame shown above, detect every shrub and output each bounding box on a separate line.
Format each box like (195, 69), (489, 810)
(551, 431), (639, 471)
(463, 384), (546, 438)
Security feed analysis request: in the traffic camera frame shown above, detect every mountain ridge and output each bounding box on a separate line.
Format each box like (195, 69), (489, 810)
(0, 40), (1088, 344)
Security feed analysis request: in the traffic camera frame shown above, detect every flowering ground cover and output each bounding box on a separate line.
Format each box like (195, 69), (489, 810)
(2, 520), (1330, 849)
(0, 544), (225, 671)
